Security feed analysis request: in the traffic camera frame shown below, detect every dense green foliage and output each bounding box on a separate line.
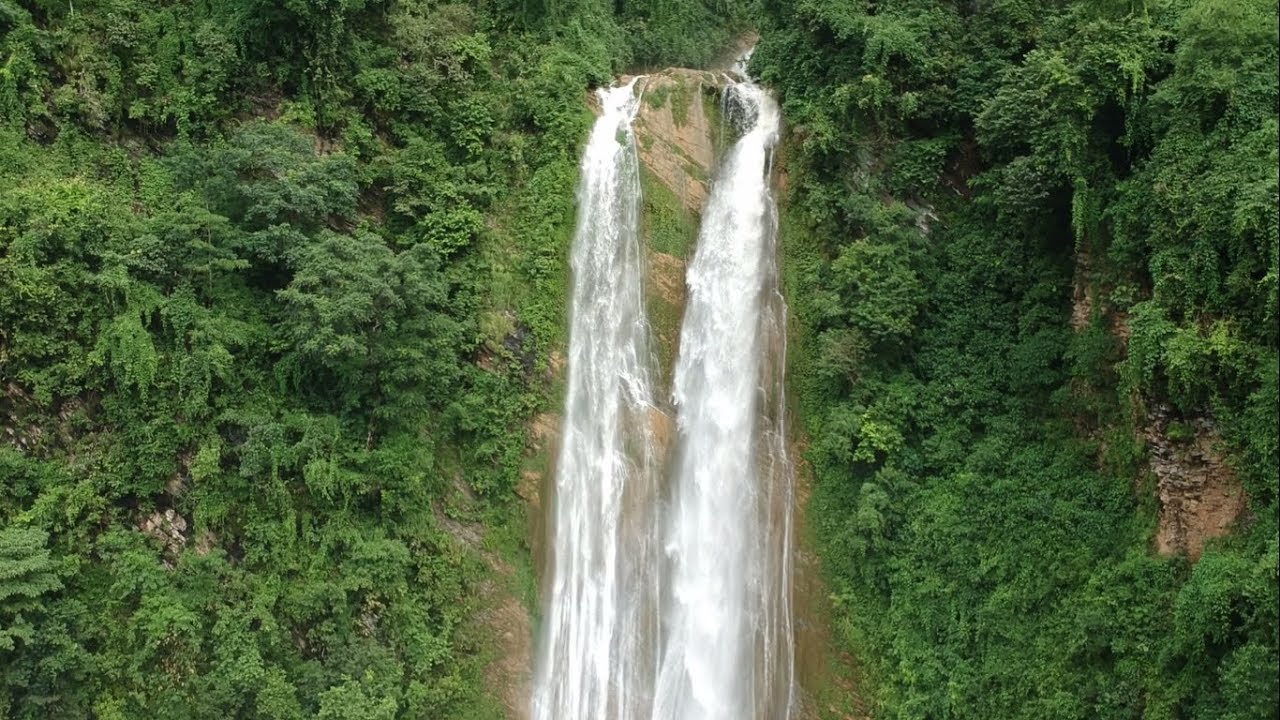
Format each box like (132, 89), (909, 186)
(754, 0), (1277, 717)
(4, 0), (1276, 715)
(0, 0), (742, 716)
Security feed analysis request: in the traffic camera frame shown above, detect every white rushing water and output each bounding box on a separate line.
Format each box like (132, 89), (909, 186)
(652, 74), (797, 720)
(532, 78), (662, 720)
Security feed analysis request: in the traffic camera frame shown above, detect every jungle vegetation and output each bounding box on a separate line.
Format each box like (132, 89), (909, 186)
(753, 0), (1278, 717)
(0, 0), (744, 717)
(1, 0), (1276, 718)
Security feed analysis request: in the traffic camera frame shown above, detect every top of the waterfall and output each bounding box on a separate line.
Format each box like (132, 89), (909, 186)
(582, 77), (642, 170)
(729, 47), (756, 82)
(722, 80), (780, 143)
(595, 76), (643, 122)
(722, 44), (779, 142)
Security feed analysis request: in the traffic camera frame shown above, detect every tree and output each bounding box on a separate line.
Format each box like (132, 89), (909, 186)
(0, 527), (61, 651)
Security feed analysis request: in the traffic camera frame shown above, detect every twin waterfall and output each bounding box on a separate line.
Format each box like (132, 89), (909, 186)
(534, 68), (795, 720)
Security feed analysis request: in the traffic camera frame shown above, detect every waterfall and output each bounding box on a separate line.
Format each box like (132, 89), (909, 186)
(534, 64), (796, 720)
(532, 78), (661, 720)
(652, 75), (797, 720)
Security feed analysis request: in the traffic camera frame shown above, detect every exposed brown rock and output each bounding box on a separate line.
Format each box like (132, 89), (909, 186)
(524, 411), (559, 511)
(1111, 309), (1131, 342)
(477, 556), (534, 720)
(648, 406), (674, 456)
(518, 470), (541, 501)
(629, 69), (724, 213)
(1145, 405), (1250, 561)
(548, 350), (566, 376)
(139, 508), (190, 565)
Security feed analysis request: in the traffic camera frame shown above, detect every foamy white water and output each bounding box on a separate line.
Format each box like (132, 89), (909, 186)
(532, 78), (662, 720)
(652, 74), (797, 720)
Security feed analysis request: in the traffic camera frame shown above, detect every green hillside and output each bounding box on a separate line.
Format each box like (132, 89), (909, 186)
(1, 0), (1276, 717)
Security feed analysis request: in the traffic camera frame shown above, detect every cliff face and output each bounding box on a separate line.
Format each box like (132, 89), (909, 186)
(1144, 406), (1250, 561)
(629, 71), (864, 720)
(1070, 257), (1251, 562)
(503, 74), (719, 720)
(630, 69), (725, 388)
(517, 71), (858, 720)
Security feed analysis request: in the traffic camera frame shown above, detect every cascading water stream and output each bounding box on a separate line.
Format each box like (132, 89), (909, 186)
(652, 72), (797, 720)
(534, 62), (796, 720)
(532, 78), (662, 720)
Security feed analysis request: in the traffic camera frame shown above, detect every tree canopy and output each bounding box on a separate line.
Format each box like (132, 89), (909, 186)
(754, 0), (1278, 716)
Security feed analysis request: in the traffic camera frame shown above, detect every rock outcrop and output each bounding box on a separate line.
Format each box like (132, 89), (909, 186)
(1144, 405), (1250, 561)
(1069, 245), (1249, 563)
(630, 69), (730, 388)
(629, 69), (723, 213)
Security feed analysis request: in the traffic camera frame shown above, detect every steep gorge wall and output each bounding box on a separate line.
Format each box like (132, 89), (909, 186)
(1070, 256), (1251, 561)
(504, 27), (773, 717)
(512, 69), (861, 720)
(628, 70), (865, 720)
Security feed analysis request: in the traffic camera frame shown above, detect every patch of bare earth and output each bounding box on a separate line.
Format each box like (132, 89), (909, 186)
(525, 411), (559, 583)
(436, 485), (534, 720)
(1144, 406), (1250, 561)
(646, 249), (687, 369)
(1070, 249), (1095, 331)
(476, 559), (533, 720)
(790, 437), (872, 720)
(647, 249), (686, 306)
